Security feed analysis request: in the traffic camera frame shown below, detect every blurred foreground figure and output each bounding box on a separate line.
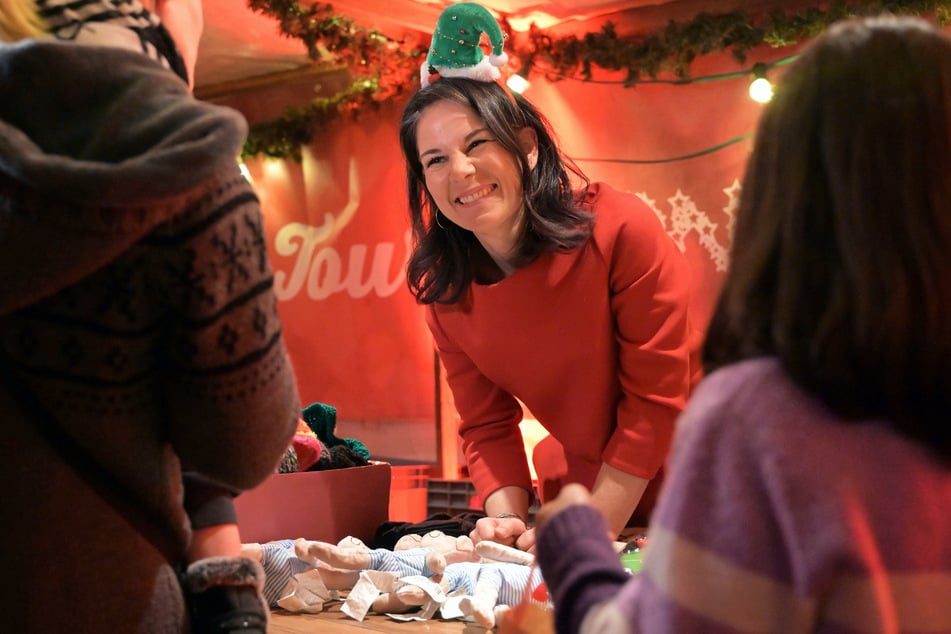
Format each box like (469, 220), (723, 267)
(535, 14), (951, 634)
(0, 1), (300, 631)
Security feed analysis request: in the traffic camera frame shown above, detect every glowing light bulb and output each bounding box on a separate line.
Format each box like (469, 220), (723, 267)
(506, 73), (530, 94)
(749, 62), (773, 103)
(749, 76), (773, 103)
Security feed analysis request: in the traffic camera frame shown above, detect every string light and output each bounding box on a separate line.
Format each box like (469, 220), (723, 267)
(573, 133), (752, 165)
(506, 72), (531, 94)
(506, 60), (533, 94)
(243, 0), (945, 159)
(748, 62), (774, 103)
(526, 57), (795, 163)
(531, 56), (797, 87)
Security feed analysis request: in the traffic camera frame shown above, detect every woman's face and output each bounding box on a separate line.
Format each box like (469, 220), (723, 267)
(416, 100), (537, 252)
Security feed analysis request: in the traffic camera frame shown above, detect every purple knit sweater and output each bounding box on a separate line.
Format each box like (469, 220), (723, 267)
(537, 358), (951, 633)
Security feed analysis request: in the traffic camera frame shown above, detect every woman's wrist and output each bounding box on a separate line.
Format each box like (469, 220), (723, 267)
(484, 486), (532, 524)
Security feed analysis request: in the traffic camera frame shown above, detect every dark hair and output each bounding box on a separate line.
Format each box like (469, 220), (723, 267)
(704, 15), (951, 459)
(399, 77), (592, 304)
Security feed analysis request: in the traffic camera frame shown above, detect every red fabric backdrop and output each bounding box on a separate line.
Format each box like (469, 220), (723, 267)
(244, 100), (435, 425)
(243, 42), (802, 461)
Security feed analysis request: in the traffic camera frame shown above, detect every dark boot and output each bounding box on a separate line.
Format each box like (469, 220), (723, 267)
(181, 556), (269, 634)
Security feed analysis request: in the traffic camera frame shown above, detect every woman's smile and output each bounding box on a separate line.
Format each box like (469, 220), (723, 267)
(416, 100), (529, 260)
(456, 184), (497, 206)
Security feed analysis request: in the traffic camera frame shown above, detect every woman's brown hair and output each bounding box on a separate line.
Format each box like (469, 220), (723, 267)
(399, 77), (592, 305)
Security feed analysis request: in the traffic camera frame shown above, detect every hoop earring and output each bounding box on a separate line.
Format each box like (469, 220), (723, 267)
(434, 210), (448, 230)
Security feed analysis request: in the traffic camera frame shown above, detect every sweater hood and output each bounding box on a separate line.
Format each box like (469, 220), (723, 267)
(0, 39), (249, 314)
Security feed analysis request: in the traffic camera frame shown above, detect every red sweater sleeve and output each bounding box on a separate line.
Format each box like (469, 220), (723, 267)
(594, 186), (698, 478)
(427, 307), (535, 499)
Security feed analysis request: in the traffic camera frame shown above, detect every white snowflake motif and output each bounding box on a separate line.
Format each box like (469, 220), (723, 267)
(634, 181), (741, 272)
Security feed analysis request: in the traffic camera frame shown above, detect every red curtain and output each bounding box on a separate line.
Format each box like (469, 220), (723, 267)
(244, 42), (801, 454)
(244, 100), (435, 424)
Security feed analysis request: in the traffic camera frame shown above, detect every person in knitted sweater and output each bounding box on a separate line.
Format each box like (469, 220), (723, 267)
(18, 2), (291, 631)
(399, 3), (702, 553)
(0, 1), (301, 631)
(534, 15), (951, 634)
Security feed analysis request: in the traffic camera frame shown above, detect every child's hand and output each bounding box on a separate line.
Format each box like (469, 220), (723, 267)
(534, 484), (593, 530)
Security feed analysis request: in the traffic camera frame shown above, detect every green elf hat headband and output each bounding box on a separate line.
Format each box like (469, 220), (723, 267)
(420, 1), (509, 88)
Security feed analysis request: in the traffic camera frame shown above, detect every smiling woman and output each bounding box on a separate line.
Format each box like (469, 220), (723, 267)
(397, 44), (702, 554)
(401, 76), (595, 299)
(416, 99), (537, 275)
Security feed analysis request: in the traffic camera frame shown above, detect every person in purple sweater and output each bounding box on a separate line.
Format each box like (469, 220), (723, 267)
(534, 15), (951, 634)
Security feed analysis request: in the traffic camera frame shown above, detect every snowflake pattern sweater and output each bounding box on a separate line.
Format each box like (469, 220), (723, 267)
(0, 39), (299, 631)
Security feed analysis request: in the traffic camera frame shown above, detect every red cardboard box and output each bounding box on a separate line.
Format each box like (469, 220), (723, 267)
(234, 461), (391, 544)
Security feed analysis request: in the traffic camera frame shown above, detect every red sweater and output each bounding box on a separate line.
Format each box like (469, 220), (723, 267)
(427, 182), (700, 501)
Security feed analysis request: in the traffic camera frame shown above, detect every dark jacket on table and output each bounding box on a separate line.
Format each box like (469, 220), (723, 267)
(0, 38), (300, 632)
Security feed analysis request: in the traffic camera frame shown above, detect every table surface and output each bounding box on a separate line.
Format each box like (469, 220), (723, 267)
(268, 605), (482, 633)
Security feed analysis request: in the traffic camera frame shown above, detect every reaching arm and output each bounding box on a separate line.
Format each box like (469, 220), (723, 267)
(598, 188), (698, 520)
(590, 462), (650, 539)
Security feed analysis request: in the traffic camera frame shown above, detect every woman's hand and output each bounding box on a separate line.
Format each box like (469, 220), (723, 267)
(475, 486), (534, 550)
(470, 515), (528, 549)
(534, 483), (594, 530)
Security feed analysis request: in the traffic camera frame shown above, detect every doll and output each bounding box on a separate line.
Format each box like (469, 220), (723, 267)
(244, 530), (481, 615)
(428, 542), (547, 628)
(248, 531), (552, 625)
(453, 560), (549, 629)
(292, 531), (483, 618)
(326, 538), (549, 626)
(240, 539), (348, 613)
(294, 530), (480, 578)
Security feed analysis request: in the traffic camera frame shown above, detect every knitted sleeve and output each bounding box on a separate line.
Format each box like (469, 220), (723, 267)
(152, 168), (300, 490)
(536, 505), (633, 634)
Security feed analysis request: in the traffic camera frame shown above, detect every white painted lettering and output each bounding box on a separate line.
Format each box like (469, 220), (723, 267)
(274, 220), (409, 301)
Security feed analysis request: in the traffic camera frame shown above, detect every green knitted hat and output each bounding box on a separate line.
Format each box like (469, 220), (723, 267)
(421, 2), (509, 87)
(301, 401), (371, 461)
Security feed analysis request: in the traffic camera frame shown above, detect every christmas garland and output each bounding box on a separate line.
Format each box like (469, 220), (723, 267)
(242, 0), (951, 159)
(243, 1), (423, 158)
